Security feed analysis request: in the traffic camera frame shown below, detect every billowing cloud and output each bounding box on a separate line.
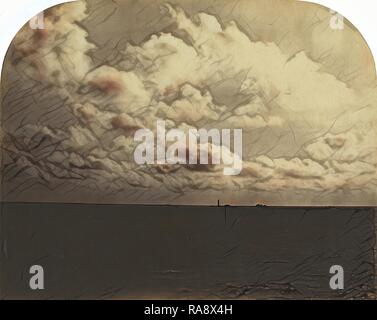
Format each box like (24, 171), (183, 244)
(1, 1), (376, 205)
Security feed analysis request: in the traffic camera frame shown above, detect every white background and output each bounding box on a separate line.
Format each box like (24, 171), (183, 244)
(0, 0), (376, 76)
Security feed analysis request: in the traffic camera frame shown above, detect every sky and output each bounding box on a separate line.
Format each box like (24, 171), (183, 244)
(0, 0), (376, 78)
(2, 0), (377, 206)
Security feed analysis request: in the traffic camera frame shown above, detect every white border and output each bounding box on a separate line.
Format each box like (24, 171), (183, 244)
(0, 0), (376, 77)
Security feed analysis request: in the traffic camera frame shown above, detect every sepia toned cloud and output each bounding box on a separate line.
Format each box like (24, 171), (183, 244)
(1, 0), (376, 205)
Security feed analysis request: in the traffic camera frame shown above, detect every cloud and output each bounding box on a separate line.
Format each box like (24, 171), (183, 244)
(13, 1), (94, 85)
(2, 1), (377, 205)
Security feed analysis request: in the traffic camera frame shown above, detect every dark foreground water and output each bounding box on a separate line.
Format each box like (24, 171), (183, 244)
(0, 203), (375, 299)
